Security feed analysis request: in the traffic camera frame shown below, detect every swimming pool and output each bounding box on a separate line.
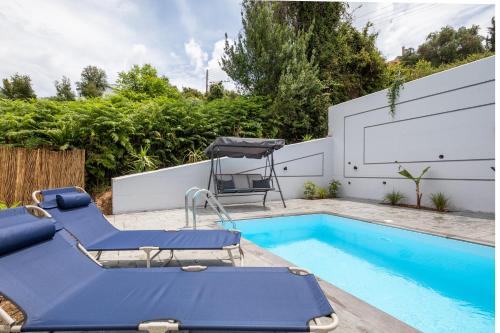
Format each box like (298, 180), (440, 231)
(223, 214), (495, 333)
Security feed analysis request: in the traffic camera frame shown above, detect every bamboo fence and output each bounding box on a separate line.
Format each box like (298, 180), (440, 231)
(0, 146), (85, 205)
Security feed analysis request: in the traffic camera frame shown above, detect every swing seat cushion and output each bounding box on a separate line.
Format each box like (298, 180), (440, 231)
(215, 174), (274, 194)
(252, 178), (271, 189)
(217, 179), (235, 192)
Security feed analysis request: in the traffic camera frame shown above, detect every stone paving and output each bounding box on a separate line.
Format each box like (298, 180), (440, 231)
(106, 198), (495, 333)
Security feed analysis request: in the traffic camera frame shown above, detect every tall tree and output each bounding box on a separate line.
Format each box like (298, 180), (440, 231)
(272, 29), (328, 140)
(401, 25), (485, 67)
(274, 2), (387, 104)
(221, 0), (327, 141)
(76, 66), (108, 98)
(207, 82), (225, 101)
(221, 1), (296, 96)
(115, 64), (179, 100)
(1, 73), (36, 100)
(54, 76), (76, 101)
(486, 17), (495, 52)
(181, 87), (205, 99)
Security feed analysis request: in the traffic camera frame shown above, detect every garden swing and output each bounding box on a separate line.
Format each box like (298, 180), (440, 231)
(204, 137), (286, 207)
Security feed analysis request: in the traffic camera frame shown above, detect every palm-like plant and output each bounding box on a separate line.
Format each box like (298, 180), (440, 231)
(127, 144), (160, 174)
(398, 165), (430, 209)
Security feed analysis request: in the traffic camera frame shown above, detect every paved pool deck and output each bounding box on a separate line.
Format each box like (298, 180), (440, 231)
(106, 198), (494, 333)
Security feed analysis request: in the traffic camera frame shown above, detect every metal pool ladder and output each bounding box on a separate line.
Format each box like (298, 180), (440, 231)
(185, 187), (236, 230)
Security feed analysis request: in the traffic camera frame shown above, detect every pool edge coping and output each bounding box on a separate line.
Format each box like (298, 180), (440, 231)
(229, 210), (495, 247)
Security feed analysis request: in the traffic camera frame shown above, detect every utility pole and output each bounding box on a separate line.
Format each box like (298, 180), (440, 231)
(205, 69), (209, 94)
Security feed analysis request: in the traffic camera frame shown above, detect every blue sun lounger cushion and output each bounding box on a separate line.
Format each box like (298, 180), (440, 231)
(38, 187), (241, 252)
(0, 207), (56, 256)
(0, 207), (337, 332)
(56, 192), (92, 209)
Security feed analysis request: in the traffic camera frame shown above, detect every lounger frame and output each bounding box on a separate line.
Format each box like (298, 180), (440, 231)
(1, 207), (338, 333)
(32, 188), (244, 267)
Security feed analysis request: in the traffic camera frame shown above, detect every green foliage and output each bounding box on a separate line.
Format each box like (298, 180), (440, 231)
(54, 76), (76, 101)
(328, 179), (341, 198)
(0, 201), (21, 210)
(1, 73), (36, 100)
(486, 17), (495, 52)
(303, 181), (317, 199)
(76, 66), (108, 98)
(182, 87), (205, 99)
(116, 64), (180, 101)
(274, 3), (388, 105)
(272, 27), (328, 141)
(222, 1), (294, 96)
(0, 95), (272, 190)
(184, 148), (206, 164)
(386, 70), (405, 117)
(316, 187), (328, 199)
(221, 1), (388, 142)
(400, 25), (485, 67)
(126, 144), (160, 174)
(207, 82), (225, 101)
(387, 52), (493, 95)
(383, 190), (406, 205)
(430, 192), (450, 212)
(398, 165), (430, 209)
(302, 134), (313, 141)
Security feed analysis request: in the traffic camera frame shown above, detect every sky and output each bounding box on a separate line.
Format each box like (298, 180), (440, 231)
(0, 1), (495, 97)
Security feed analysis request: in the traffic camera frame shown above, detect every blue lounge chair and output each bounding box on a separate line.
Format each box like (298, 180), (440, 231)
(0, 206), (338, 332)
(32, 187), (243, 267)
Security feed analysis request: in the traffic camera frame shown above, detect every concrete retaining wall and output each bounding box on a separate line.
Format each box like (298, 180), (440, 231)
(113, 137), (333, 213)
(329, 56), (495, 213)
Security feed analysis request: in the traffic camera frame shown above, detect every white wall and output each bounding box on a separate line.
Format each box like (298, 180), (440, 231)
(329, 56), (495, 213)
(113, 56), (495, 214)
(113, 137), (333, 213)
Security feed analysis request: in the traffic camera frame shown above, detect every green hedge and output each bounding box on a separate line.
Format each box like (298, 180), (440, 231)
(0, 95), (272, 190)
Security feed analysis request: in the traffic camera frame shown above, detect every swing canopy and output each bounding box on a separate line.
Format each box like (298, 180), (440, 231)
(204, 137), (285, 159)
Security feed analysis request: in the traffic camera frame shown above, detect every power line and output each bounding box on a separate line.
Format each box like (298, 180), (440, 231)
(356, 3), (434, 26)
(370, 4), (439, 25)
(354, 3), (395, 21)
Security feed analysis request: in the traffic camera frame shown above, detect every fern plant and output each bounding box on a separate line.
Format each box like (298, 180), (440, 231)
(383, 190), (406, 205)
(430, 192), (450, 212)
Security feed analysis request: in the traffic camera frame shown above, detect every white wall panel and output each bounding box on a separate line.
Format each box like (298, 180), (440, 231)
(330, 56), (495, 213)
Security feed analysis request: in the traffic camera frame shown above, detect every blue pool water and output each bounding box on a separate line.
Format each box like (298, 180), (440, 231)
(223, 214), (495, 333)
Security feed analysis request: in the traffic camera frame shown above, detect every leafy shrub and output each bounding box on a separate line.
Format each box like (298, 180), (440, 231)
(383, 190), (406, 205)
(316, 187), (328, 199)
(328, 179), (341, 198)
(430, 192), (450, 212)
(0, 95), (273, 190)
(303, 181), (317, 199)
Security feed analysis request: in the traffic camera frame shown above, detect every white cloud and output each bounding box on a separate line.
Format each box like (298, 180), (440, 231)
(184, 38), (208, 73)
(207, 39), (235, 91)
(1, 1), (493, 96)
(0, 0), (173, 96)
(353, 3), (495, 60)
